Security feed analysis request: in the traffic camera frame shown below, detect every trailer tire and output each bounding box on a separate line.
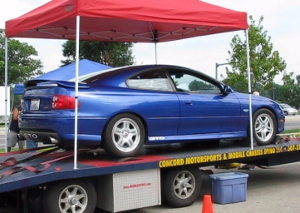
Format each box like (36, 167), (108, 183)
(161, 166), (201, 208)
(252, 109), (277, 146)
(104, 113), (145, 157)
(42, 179), (96, 213)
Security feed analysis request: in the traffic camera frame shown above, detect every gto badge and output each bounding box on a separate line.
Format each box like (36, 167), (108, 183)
(149, 137), (165, 141)
(24, 133), (38, 139)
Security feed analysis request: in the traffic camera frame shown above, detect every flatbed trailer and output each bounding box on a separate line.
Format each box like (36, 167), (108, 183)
(1, 137), (300, 213)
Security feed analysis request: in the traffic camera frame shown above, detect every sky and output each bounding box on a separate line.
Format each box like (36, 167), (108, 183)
(1, 0), (300, 84)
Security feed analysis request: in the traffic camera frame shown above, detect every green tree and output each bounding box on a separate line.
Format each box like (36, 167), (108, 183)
(277, 72), (300, 109)
(223, 16), (286, 94)
(0, 29), (43, 86)
(189, 80), (214, 91)
(61, 41), (134, 67)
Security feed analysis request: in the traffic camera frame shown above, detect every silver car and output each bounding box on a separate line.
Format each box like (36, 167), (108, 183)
(279, 104), (298, 116)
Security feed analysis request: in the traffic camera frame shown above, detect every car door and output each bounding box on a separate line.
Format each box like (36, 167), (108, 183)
(168, 69), (241, 135)
(126, 69), (180, 137)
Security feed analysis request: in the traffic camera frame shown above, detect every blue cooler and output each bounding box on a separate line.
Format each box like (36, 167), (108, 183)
(209, 172), (249, 204)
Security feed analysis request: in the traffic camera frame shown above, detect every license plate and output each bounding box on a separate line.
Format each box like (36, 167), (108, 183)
(30, 99), (40, 111)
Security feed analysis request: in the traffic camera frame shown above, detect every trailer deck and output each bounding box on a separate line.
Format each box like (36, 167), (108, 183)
(1, 138), (300, 194)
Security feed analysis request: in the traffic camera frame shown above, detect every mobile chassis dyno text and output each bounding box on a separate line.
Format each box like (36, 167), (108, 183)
(0, 137), (300, 213)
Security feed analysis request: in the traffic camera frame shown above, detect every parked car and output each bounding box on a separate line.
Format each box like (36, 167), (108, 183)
(19, 64), (285, 157)
(279, 104), (298, 116)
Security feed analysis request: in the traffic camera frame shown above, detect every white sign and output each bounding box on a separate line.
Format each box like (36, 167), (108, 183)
(0, 86), (10, 123)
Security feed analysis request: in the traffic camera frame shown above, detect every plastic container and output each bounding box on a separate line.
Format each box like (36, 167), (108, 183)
(209, 172), (249, 204)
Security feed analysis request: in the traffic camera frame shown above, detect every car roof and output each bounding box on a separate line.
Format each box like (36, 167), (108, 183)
(74, 64), (219, 85)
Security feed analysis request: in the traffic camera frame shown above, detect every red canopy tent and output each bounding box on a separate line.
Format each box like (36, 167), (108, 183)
(4, 0), (253, 162)
(5, 0), (247, 42)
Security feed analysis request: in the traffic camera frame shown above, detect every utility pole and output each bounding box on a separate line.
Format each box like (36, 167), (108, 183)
(215, 62), (230, 80)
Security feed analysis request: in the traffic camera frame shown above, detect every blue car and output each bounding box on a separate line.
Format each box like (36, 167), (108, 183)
(20, 64), (285, 157)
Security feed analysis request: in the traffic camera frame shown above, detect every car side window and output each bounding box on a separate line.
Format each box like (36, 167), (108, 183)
(170, 71), (220, 94)
(126, 70), (173, 92)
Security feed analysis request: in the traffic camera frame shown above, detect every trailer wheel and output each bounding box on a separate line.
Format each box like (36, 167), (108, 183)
(253, 109), (277, 146)
(42, 179), (96, 213)
(104, 113), (145, 157)
(161, 166), (201, 208)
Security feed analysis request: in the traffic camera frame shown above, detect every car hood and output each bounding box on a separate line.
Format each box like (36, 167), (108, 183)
(233, 92), (273, 102)
(232, 92), (282, 111)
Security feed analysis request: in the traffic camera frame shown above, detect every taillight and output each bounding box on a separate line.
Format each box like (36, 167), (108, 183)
(51, 95), (80, 109)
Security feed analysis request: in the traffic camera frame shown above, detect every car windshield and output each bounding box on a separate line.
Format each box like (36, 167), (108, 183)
(281, 104), (293, 109)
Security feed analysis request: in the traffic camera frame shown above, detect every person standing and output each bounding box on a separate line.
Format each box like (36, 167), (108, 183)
(7, 102), (25, 152)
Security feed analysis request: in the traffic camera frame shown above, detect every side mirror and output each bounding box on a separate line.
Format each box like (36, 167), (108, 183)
(222, 84), (233, 93)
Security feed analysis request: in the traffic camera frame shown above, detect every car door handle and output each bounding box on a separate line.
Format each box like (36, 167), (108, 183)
(185, 101), (193, 106)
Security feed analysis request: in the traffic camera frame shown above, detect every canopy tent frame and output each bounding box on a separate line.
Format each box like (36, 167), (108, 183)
(10, 25), (222, 42)
(4, 0), (252, 168)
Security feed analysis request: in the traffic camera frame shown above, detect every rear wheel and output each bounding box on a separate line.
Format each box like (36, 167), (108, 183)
(42, 179), (96, 213)
(161, 166), (201, 208)
(253, 109), (277, 146)
(104, 113), (145, 157)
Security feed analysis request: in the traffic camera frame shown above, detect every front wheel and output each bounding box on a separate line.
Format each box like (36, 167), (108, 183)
(253, 109), (277, 146)
(42, 179), (97, 213)
(161, 166), (201, 208)
(104, 113), (145, 157)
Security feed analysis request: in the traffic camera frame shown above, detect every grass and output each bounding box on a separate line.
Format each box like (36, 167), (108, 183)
(0, 146), (57, 154)
(283, 129), (300, 134)
(0, 148), (19, 153)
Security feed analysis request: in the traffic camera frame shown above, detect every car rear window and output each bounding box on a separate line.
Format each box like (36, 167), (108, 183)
(127, 70), (173, 91)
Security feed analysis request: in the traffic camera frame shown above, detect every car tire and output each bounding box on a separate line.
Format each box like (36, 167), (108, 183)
(42, 179), (97, 213)
(104, 113), (145, 157)
(161, 166), (201, 208)
(252, 109), (277, 146)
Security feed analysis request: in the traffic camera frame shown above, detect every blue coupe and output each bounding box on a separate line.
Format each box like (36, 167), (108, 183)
(20, 64), (285, 157)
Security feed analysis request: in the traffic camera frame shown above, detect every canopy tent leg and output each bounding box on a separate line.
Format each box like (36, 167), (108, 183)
(73, 15), (80, 169)
(4, 37), (9, 153)
(245, 29), (254, 150)
(154, 43), (158, 64)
